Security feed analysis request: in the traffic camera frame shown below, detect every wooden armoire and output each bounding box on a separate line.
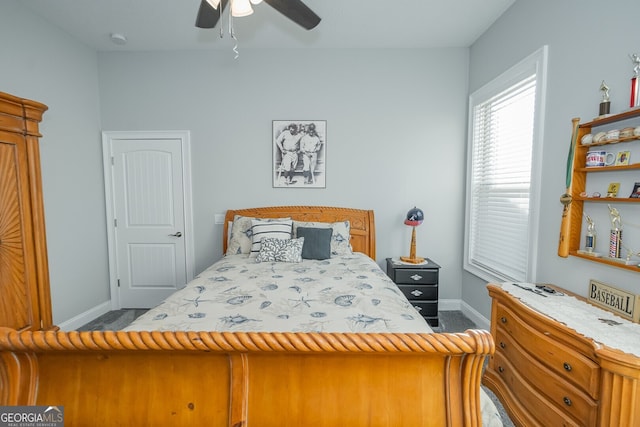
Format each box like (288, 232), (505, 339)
(0, 91), (53, 331)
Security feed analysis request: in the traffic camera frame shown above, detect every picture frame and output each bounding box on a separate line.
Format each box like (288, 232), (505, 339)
(273, 120), (326, 188)
(615, 150), (631, 166)
(631, 182), (640, 198)
(606, 182), (620, 197)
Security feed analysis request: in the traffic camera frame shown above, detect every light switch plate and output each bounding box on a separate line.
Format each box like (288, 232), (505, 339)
(214, 214), (225, 224)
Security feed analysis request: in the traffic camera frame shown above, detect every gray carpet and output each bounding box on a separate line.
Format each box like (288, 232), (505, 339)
(78, 310), (514, 426)
(77, 309), (148, 331)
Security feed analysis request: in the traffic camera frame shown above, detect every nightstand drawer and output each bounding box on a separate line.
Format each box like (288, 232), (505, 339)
(397, 284), (437, 301)
(393, 269), (438, 285)
(410, 301), (438, 317)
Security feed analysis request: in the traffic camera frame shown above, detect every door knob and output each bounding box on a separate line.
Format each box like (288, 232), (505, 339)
(169, 232), (182, 237)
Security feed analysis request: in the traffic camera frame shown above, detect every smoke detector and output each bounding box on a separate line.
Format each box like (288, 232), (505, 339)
(109, 33), (127, 45)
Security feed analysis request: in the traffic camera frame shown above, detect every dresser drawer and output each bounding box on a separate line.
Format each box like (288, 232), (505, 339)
(410, 301), (438, 317)
(392, 269), (438, 285)
(492, 351), (596, 427)
(495, 303), (600, 398)
(397, 284), (437, 301)
(494, 330), (598, 425)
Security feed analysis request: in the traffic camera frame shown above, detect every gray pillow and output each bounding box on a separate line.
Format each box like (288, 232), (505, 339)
(296, 227), (332, 260)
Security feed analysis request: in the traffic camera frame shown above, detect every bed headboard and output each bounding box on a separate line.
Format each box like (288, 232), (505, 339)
(223, 206), (376, 259)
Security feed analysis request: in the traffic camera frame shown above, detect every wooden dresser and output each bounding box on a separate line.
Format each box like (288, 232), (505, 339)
(483, 283), (640, 427)
(0, 91), (53, 331)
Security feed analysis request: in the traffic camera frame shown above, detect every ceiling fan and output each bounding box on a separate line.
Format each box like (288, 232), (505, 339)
(196, 0), (321, 30)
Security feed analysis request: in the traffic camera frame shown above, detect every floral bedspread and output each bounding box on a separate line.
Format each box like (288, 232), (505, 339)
(125, 252), (432, 333)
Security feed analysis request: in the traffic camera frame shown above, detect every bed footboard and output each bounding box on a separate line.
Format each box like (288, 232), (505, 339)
(0, 328), (493, 426)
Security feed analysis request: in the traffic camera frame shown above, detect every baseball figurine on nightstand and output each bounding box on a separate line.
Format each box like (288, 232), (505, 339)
(388, 207), (441, 327)
(400, 206), (425, 264)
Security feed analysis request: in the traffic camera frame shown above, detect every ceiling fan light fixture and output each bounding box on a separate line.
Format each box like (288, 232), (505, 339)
(249, 0), (263, 4)
(231, 0), (254, 17)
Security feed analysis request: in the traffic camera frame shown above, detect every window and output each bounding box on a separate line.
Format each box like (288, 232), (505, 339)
(464, 46), (547, 283)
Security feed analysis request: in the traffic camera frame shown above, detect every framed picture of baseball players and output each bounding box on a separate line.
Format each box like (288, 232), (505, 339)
(273, 120), (326, 188)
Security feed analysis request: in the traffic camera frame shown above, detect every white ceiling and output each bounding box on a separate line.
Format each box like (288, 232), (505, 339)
(20, 0), (515, 52)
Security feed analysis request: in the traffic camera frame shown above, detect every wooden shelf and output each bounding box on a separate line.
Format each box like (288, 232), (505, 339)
(580, 107), (640, 128)
(559, 109), (640, 272)
(570, 250), (640, 272)
(577, 163), (640, 172)
(576, 197), (640, 202)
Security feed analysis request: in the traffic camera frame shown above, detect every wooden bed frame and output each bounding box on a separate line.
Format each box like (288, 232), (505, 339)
(1, 200), (494, 426)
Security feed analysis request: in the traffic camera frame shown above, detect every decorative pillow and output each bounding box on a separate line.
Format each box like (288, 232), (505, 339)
(250, 218), (294, 257)
(255, 237), (304, 263)
(226, 216), (290, 256)
(293, 220), (353, 256)
(296, 227), (332, 260)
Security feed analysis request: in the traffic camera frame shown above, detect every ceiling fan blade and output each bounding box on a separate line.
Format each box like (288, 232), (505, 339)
(195, 0), (228, 28)
(263, 0), (321, 30)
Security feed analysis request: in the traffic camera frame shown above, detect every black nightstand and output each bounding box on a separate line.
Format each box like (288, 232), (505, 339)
(386, 258), (440, 327)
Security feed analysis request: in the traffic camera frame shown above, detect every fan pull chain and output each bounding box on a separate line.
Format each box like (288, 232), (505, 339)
(228, 1), (240, 59)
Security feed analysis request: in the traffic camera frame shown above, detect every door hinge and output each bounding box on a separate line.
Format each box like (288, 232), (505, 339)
(114, 218), (117, 227)
(111, 156), (115, 165)
(117, 279), (120, 287)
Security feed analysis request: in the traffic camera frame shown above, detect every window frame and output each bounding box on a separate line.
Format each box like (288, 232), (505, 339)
(464, 46), (548, 283)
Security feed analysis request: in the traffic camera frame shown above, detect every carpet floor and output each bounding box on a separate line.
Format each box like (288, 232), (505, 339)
(78, 309), (514, 426)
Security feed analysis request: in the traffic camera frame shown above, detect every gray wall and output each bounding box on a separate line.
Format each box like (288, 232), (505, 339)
(1, 1), (109, 324)
(97, 47), (470, 298)
(7, 0), (637, 326)
(3, 0), (471, 325)
(465, 0), (640, 314)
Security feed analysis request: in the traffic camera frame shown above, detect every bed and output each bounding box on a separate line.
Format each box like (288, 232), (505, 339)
(0, 206), (497, 426)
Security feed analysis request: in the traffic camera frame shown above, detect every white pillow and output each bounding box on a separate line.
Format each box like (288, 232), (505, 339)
(293, 220), (352, 256)
(250, 218), (293, 257)
(226, 215), (290, 256)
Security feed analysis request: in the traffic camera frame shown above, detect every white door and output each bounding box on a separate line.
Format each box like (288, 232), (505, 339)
(103, 131), (194, 309)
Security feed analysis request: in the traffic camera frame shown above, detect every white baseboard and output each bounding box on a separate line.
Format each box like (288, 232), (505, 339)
(460, 300), (490, 330)
(438, 298), (490, 330)
(56, 300), (111, 331)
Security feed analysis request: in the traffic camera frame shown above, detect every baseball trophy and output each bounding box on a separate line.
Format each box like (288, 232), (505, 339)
(630, 53), (640, 108)
(585, 215), (597, 253)
(608, 204), (622, 258)
(599, 80), (611, 116)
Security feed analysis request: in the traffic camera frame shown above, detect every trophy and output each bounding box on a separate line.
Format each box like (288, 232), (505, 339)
(608, 204), (622, 258)
(630, 53), (640, 108)
(599, 80), (611, 116)
(585, 215), (596, 253)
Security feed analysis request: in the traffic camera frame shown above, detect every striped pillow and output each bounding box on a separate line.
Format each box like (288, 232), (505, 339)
(250, 218), (293, 257)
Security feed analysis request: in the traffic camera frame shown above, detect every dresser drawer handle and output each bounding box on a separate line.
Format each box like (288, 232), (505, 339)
(413, 305), (422, 312)
(563, 362), (572, 372)
(498, 366), (504, 373)
(563, 397), (572, 406)
(410, 274), (423, 281)
(499, 342), (506, 349)
(411, 289), (423, 297)
(500, 316), (507, 324)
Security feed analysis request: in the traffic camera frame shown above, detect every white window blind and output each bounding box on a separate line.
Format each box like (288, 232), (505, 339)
(465, 47), (547, 283)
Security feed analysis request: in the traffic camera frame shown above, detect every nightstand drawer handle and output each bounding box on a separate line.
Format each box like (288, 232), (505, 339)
(500, 316), (507, 324)
(563, 397), (572, 406)
(411, 289), (423, 297)
(500, 342), (506, 349)
(498, 366), (504, 373)
(410, 274), (423, 281)
(413, 305), (422, 312)
(563, 362), (572, 372)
